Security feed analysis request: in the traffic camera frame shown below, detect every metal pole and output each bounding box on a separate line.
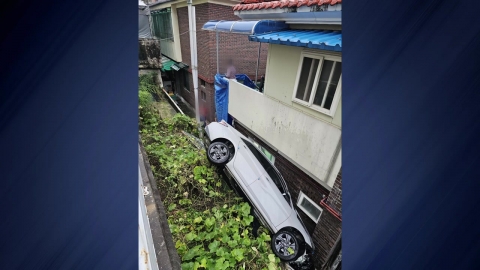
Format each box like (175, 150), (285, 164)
(255, 42), (261, 85)
(216, 32), (219, 74)
(187, 0), (202, 137)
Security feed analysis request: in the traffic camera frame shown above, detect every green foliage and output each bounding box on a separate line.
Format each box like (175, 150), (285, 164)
(139, 72), (161, 96)
(138, 72), (159, 110)
(140, 106), (281, 270)
(139, 90), (153, 108)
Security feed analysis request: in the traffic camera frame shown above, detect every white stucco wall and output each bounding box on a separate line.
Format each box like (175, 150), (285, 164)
(263, 44), (341, 128)
(229, 82), (341, 188)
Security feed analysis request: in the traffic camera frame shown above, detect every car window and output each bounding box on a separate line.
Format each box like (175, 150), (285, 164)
(242, 139), (288, 197)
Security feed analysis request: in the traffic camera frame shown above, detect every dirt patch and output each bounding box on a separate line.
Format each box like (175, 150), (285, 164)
(153, 100), (177, 120)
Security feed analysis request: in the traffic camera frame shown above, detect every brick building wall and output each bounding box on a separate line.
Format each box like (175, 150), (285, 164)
(312, 208), (341, 269)
(274, 154), (329, 233)
(176, 3), (268, 122)
(232, 119), (342, 269)
(325, 170), (342, 215)
(313, 170), (342, 269)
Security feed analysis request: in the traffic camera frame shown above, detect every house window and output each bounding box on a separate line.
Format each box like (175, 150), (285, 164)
(297, 191), (323, 223)
(200, 79), (206, 87)
(183, 71), (190, 92)
(201, 90), (206, 101)
(293, 52), (342, 116)
(151, 8), (174, 40)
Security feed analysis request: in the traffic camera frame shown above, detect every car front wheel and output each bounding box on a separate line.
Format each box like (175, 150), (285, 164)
(271, 229), (305, 262)
(207, 141), (230, 165)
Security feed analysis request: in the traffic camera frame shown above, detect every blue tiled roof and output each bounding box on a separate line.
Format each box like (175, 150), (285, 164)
(249, 30), (342, 52)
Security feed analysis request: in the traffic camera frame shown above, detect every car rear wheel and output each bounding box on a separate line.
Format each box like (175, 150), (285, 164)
(271, 229), (305, 262)
(207, 141), (230, 165)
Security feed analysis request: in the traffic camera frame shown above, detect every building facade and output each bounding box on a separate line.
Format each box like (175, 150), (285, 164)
(150, 0), (343, 269)
(150, 0), (268, 122)
(227, 1), (343, 269)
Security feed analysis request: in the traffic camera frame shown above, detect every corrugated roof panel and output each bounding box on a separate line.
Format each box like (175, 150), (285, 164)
(202, 20), (288, 35)
(161, 56), (180, 71)
(249, 30), (342, 51)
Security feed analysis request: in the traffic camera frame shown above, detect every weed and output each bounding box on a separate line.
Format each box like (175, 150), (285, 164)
(140, 105), (281, 270)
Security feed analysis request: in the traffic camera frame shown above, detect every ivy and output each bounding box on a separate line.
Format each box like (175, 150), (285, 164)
(139, 98), (282, 269)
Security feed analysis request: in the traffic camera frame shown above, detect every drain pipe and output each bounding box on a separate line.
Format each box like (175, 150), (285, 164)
(216, 31), (219, 74)
(187, 0), (202, 138)
(255, 42), (261, 85)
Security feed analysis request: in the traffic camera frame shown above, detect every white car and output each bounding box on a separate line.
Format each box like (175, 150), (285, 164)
(203, 121), (315, 263)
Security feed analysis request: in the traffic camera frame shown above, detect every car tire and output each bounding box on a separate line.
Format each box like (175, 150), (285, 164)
(207, 141), (230, 166)
(271, 229), (305, 262)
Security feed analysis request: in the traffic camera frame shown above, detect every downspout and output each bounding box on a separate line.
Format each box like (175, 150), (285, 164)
(216, 32), (219, 74)
(255, 42), (261, 85)
(214, 21), (221, 74)
(187, 0), (202, 137)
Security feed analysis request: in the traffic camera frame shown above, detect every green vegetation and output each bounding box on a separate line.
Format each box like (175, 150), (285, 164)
(139, 78), (282, 270)
(139, 72), (162, 96)
(139, 89), (153, 108)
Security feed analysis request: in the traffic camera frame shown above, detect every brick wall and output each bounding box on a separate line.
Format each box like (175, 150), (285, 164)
(177, 3), (268, 122)
(199, 80), (216, 121)
(325, 170), (342, 215)
(313, 170), (342, 269)
(178, 72), (217, 122)
(312, 210), (341, 269)
(274, 153), (330, 234)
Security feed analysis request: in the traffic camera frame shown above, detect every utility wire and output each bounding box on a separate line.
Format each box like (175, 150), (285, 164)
(155, 30), (198, 41)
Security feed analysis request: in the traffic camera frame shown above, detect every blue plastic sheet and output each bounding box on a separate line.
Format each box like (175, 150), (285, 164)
(214, 74), (256, 124)
(214, 74), (230, 123)
(235, 74), (256, 89)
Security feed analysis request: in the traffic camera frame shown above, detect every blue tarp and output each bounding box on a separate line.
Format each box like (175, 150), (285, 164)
(214, 74), (230, 123)
(235, 74), (256, 89)
(214, 74), (257, 124)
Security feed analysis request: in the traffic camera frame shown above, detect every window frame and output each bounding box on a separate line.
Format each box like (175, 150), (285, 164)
(200, 79), (206, 88)
(292, 51), (342, 117)
(250, 139), (275, 164)
(201, 90), (206, 101)
(297, 191), (323, 223)
(183, 71), (190, 92)
(151, 8), (174, 41)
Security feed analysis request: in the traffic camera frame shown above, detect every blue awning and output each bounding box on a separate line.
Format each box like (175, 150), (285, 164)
(249, 30), (342, 52)
(202, 20), (287, 35)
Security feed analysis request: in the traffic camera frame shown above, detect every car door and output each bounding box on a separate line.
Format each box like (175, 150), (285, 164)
(232, 140), (264, 186)
(240, 139), (293, 226)
(247, 175), (292, 227)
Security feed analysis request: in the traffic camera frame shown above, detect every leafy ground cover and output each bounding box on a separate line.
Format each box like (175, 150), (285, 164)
(139, 83), (282, 270)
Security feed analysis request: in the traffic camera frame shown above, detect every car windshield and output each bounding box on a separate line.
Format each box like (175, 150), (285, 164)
(242, 139), (291, 204)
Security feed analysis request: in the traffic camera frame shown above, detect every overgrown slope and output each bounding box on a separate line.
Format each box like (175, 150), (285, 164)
(139, 87), (281, 270)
